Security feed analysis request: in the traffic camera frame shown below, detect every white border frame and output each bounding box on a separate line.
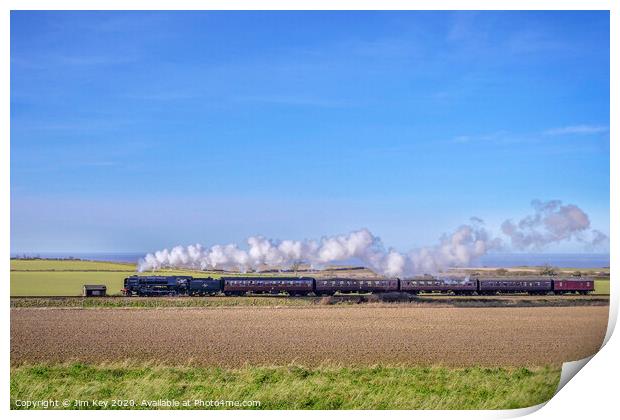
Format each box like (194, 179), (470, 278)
(2, 2), (616, 419)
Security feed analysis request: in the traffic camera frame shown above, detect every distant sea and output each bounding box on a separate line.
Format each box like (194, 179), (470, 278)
(10, 252), (144, 264)
(10, 252), (610, 269)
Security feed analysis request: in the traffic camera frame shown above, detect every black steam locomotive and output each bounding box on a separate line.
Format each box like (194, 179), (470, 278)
(122, 275), (594, 296)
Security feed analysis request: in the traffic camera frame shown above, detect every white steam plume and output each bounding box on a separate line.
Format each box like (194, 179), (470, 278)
(138, 219), (498, 277)
(501, 199), (608, 250)
(138, 200), (607, 276)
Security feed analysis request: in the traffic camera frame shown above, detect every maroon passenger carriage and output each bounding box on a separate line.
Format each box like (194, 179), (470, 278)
(315, 278), (398, 295)
(478, 277), (553, 295)
(222, 276), (314, 296)
(399, 277), (478, 295)
(552, 278), (595, 294)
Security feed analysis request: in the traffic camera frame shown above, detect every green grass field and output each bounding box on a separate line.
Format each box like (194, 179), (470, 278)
(593, 279), (610, 295)
(10, 259), (135, 271)
(10, 363), (560, 410)
(10, 271), (134, 296)
(10, 260), (251, 296)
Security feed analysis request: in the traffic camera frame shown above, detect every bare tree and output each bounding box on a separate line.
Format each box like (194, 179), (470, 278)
(290, 260), (304, 276)
(540, 263), (557, 276)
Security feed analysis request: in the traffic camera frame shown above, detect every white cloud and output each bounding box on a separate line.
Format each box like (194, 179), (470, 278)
(544, 125), (609, 136)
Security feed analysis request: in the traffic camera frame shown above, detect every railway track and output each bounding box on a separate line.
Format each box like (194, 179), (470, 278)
(10, 293), (609, 299)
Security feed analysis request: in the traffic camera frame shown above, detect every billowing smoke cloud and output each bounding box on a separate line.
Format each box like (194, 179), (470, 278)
(501, 200), (608, 250)
(138, 219), (499, 277)
(138, 200), (607, 276)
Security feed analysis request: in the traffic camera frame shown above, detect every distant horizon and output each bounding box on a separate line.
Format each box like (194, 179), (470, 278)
(9, 251), (611, 269)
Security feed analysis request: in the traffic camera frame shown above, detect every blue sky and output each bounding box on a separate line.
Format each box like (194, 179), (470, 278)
(10, 11), (609, 253)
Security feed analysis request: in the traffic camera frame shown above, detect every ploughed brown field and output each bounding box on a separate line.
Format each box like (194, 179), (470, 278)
(11, 306), (608, 367)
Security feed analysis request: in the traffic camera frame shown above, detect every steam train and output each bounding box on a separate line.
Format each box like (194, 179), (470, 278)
(122, 275), (594, 297)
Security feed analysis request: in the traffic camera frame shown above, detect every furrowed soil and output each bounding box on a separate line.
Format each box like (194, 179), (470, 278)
(11, 306), (608, 367)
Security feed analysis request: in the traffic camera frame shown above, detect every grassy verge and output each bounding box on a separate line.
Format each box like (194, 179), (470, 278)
(10, 296), (316, 308)
(10, 363), (560, 410)
(11, 294), (610, 308)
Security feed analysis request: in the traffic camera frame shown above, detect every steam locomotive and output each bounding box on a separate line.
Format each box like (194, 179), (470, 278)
(121, 275), (594, 296)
